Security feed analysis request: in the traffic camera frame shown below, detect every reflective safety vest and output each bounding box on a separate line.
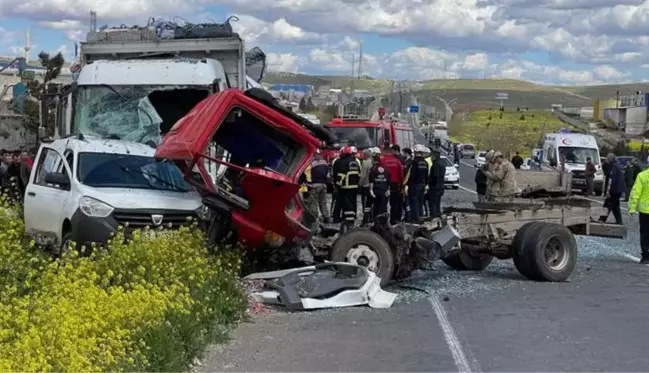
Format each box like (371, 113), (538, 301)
(425, 156), (432, 173)
(629, 169), (649, 214)
(337, 159), (361, 189)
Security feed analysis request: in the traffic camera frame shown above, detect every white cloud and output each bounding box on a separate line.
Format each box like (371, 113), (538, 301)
(266, 52), (301, 73)
(233, 15), (326, 46)
(38, 20), (85, 41)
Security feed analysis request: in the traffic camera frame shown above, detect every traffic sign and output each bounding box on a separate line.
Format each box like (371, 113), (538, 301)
(495, 92), (508, 100)
(409, 105), (419, 113)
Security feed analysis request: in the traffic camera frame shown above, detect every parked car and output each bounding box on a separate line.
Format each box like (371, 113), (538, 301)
(520, 157), (533, 170)
(23, 137), (206, 253)
(460, 144), (476, 159)
(440, 156), (460, 189)
(474, 151), (487, 168)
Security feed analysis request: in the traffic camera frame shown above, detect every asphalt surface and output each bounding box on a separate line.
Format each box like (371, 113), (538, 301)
(199, 129), (647, 372)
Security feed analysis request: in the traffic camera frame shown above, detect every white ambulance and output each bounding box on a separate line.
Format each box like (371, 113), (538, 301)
(541, 132), (604, 196)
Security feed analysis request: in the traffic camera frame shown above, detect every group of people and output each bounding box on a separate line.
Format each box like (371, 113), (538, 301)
(300, 143), (449, 231)
(473, 150), (518, 202)
(0, 148), (35, 201)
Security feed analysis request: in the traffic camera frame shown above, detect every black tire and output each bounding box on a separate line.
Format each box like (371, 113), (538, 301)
(330, 228), (395, 286)
(452, 185), (459, 190)
(594, 188), (603, 197)
(59, 231), (74, 257)
(519, 223), (577, 282)
(442, 250), (494, 271)
(511, 222), (545, 280)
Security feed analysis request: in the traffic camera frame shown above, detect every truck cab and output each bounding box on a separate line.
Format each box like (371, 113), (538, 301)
(541, 133), (604, 195)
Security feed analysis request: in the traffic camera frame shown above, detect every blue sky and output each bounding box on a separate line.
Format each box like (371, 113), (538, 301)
(1, 0), (648, 85)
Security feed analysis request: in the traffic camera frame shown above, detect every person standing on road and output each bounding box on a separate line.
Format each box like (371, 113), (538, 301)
(368, 150), (391, 225)
(380, 145), (404, 224)
(598, 153), (626, 225)
(584, 157), (597, 197)
(391, 144), (405, 165)
(307, 150), (331, 223)
(628, 167), (649, 263)
(428, 148), (446, 217)
(475, 152), (492, 202)
(422, 146), (433, 217)
(330, 147), (345, 223)
(602, 158), (611, 198)
(624, 158), (642, 202)
(333, 146), (361, 231)
(359, 148), (374, 224)
(511, 151), (524, 169)
(485, 151), (518, 202)
(404, 145), (429, 223)
(453, 146), (461, 165)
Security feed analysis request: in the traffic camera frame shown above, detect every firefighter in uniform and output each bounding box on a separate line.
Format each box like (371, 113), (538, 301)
(330, 147), (345, 223)
(333, 146), (361, 231)
(369, 148), (390, 225)
(404, 144), (429, 224)
(380, 145), (405, 224)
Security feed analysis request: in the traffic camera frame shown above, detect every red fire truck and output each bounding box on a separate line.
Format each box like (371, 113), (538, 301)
(321, 113), (415, 164)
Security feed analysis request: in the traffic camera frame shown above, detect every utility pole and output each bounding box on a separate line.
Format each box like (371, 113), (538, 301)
(24, 30), (31, 63)
(358, 42), (363, 78)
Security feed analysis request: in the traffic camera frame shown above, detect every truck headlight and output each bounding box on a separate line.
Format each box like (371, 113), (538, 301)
(80, 196), (114, 218)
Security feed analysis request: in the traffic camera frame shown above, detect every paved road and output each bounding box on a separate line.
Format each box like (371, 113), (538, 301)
(199, 128), (647, 372)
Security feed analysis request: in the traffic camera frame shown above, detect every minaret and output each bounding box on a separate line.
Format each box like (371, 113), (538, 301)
(24, 29), (31, 63)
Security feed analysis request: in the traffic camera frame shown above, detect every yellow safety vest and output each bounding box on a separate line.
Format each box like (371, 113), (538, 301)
(425, 156), (432, 173)
(299, 165), (312, 193)
(629, 169), (649, 214)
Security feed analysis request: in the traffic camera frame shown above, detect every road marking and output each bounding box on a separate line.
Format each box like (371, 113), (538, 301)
(430, 296), (475, 373)
(460, 161), (474, 168)
(459, 185), (477, 194)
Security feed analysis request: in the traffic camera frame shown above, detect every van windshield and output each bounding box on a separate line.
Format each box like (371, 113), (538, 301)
(559, 147), (600, 165)
(78, 152), (191, 192)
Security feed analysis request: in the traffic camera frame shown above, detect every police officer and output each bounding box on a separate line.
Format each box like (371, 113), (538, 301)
(428, 147), (446, 218)
(629, 166), (649, 263)
(381, 145), (405, 224)
(333, 146), (361, 231)
(405, 145), (429, 223)
(307, 149), (330, 223)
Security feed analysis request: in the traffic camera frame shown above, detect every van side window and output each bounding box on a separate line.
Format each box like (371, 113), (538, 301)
(34, 149), (67, 188)
(64, 150), (74, 172)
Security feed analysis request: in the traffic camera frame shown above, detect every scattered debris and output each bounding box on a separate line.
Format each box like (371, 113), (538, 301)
(244, 263), (397, 310)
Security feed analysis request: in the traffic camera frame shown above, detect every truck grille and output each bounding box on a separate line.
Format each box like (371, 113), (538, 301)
(112, 211), (196, 229)
(571, 170), (585, 179)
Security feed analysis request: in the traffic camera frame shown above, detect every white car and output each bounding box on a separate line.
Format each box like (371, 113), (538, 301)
(440, 156), (460, 189)
(23, 136), (206, 252)
(474, 151), (487, 168)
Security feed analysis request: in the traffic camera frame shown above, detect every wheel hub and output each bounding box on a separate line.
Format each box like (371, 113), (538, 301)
(544, 237), (569, 271)
(345, 244), (379, 272)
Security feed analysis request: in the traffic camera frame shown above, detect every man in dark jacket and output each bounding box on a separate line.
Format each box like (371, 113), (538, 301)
(380, 145), (405, 224)
(404, 145), (428, 223)
(602, 158), (611, 197)
(475, 163), (488, 202)
(599, 153), (626, 225)
(624, 158), (643, 202)
(511, 152), (524, 169)
(427, 148), (446, 217)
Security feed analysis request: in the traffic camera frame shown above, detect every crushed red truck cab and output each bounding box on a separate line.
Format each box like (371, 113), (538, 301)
(155, 88), (335, 250)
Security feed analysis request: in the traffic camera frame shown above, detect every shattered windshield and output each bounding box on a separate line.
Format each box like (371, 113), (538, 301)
(73, 85), (208, 145)
(77, 152), (191, 192)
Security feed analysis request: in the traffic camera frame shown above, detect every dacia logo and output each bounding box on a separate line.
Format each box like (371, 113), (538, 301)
(151, 214), (163, 226)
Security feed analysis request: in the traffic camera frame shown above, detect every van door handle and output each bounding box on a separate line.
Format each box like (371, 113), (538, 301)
(27, 192), (35, 197)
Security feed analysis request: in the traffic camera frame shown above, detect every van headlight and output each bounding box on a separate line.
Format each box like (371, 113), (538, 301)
(80, 196), (114, 218)
(195, 205), (212, 220)
(595, 170), (603, 177)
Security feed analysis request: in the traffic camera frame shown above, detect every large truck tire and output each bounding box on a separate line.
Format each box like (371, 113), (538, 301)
(511, 221), (545, 280)
(442, 250), (494, 271)
(517, 223), (577, 282)
(330, 228), (395, 286)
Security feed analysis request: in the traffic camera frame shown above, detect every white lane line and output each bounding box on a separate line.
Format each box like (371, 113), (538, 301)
(430, 296), (475, 373)
(459, 185), (477, 194)
(583, 237), (641, 262)
(460, 161), (474, 168)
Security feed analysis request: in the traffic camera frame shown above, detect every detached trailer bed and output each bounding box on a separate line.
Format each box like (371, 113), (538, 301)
(316, 170), (627, 285)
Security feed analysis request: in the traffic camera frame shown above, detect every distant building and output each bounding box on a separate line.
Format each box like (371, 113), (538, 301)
(601, 93), (648, 136)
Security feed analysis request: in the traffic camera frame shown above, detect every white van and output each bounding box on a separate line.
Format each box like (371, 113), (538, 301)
(24, 137), (205, 252)
(541, 133), (604, 195)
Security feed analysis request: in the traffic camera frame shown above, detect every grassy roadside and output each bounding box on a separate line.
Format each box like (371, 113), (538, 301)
(448, 109), (565, 156)
(0, 200), (247, 372)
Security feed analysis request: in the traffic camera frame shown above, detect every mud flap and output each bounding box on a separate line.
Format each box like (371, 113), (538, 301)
(244, 263), (397, 310)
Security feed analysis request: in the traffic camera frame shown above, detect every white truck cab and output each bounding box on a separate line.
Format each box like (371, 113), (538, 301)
(541, 133), (604, 195)
(24, 136), (204, 251)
